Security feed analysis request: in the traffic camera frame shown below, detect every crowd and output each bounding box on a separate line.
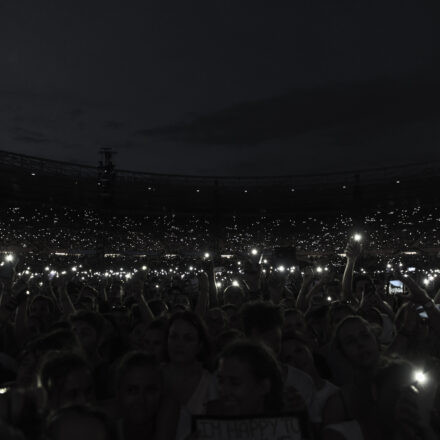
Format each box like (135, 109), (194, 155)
(1, 204), (440, 254)
(0, 206), (439, 439)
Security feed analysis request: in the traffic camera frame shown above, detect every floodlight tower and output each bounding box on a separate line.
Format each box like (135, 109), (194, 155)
(97, 148), (117, 257)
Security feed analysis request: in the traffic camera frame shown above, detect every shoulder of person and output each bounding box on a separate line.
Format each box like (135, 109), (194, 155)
(285, 364), (315, 387)
(322, 391), (348, 426)
(321, 427), (347, 440)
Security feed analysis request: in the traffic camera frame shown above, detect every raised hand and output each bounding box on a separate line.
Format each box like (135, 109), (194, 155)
(345, 240), (362, 261)
(393, 269), (433, 306)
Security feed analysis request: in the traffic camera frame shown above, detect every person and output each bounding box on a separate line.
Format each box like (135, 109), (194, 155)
(44, 404), (114, 440)
(281, 331), (339, 424)
(208, 340), (284, 416)
(162, 311), (217, 440)
(143, 318), (167, 364)
(323, 357), (430, 440)
(322, 316), (383, 439)
(240, 301), (317, 416)
(37, 351), (95, 413)
(111, 351), (179, 440)
(69, 311), (110, 399)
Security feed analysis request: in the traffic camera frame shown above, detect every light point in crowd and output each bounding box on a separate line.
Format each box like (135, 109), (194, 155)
(71, 267), (77, 272)
(251, 248), (258, 255)
(232, 280), (239, 287)
(216, 282), (222, 288)
(142, 265), (147, 270)
(353, 233), (362, 242)
(4, 254), (14, 262)
(277, 265), (285, 273)
(204, 252), (210, 259)
(44, 266), (50, 271)
(316, 266), (323, 273)
(327, 296), (332, 302)
(414, 370), (428, 385)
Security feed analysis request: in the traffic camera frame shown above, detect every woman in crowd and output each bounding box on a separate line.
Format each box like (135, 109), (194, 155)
(208, 340), (284, 416)
(162, 311), (218, 440)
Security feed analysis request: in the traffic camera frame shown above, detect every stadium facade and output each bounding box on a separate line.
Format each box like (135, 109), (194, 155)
(0, 150), (439, 216)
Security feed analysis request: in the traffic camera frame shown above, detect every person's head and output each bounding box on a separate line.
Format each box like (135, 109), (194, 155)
(206, 307), (226, 337)
(44, 405), (113, 440)
(166, 311), (211, 366)
(38, 351), (95, 411)
(115, 351), (162, 425)
(32, 328), (79, 354)
(371, 357), (419, 432)
(395, 303), (428, 338)
(28, 295), (55, 323)
(128, 321), (148, 351)
(171, 294), (191, 312)
(328, 302), (357, 328)
(69, 311), (105, 356)
(283, 309), (307, 334)
(217, 340), (283, 416)
(333, 316), (380, 370)
(147, 299), (168, 318)
(221, 304), (241, 330)
(241, 301), (284, 356)
(281, 332), (315, 372)
(223, 286), (245, 307)
(76, 295), (96, 312)
(305, 306), (330, 345)
(144, 319), (167, 363)
(216, 329), (244, 353)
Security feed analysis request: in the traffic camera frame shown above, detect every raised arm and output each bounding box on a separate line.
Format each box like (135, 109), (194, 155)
(341, 240), (362, 303)
(394, 269), (440, 337)
(296, 268), (314, 311)
(195, 272), (209, 317)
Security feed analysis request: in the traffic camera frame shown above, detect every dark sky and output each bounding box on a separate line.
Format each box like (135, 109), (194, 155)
(1, 1), (439, 175)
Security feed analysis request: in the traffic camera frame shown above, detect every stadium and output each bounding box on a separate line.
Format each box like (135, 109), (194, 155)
(1, 149), (440, 216)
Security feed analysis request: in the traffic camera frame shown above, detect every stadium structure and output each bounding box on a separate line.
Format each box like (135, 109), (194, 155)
(0, 149), (439, 216)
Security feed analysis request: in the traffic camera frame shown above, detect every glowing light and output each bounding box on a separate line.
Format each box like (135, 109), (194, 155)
(71, 267), (77, 272)
(414, 370), (427, 385)
(316, 266), (323, 273)
(216, 282), (222, 288)
(251, 248), (258, 256)
(353, 234), (362, 242)
(4, 254), (14, 262)
(44, 266), (50, 271)
(232, 280), (239, 287)
(142, 265), (147, 271)
(277, 265), (285, 273)
(327, 296), (332, 302)
(204, 252), (210, 259)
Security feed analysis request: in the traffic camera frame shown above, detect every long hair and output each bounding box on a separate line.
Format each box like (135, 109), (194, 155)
(219, 340), (284, 414)
(165, 311), (212, 368)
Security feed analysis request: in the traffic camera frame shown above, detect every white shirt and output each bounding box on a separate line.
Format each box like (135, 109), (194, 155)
(284, 364), (317, 416)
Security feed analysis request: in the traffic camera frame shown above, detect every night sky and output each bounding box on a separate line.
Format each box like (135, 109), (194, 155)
(1, 1), (439, 175)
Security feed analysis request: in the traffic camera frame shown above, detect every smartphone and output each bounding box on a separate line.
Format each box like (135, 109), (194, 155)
(389, 280), (404, 294)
